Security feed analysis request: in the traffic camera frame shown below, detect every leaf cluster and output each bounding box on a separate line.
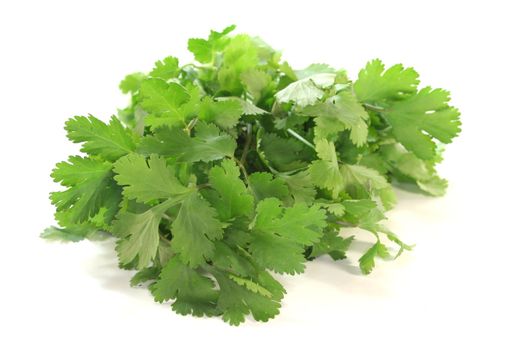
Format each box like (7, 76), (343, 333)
(44, 25), (461, 325)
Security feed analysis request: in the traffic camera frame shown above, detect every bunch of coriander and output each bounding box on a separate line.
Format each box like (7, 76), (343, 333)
(43, 25), (461, 325)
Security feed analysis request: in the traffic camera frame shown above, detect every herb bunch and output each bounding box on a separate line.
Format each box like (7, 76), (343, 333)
(43, 25), (461, 325)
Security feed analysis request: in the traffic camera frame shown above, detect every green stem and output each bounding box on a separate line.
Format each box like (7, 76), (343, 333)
(240, 123), (252, 165)
(159, 234), (171, 244)
(184, 118), (198, 134)
(363, 103), (386, 113)
(286, 128), (315, 150)
(233, 156), (257, 198)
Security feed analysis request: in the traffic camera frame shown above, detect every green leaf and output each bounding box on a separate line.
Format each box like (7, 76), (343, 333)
(384, 87), (461, 159)
(205, 159), (254, 220)
(218, 35), (259, 94)
(248, 172), (290, 203)
(278, 170), (316, 204)
(65, 115), (137, 161)
(249, 198), (326, 274)
(170, 192), (223, 267)
(113, 153), (190, 203)
(113, 203), (170, 269)
(187, 25), (236, 63)
(140, 78), (189, 127)
(151, 257), (218, 317)
(241, 69), (272, 102)
(310, 230), (354, 260)
(252, 198), (326, 245)
(40, 225), (100, 243)
(149, 56), (180, 80)
(217, 96), (268, 115)
(359, 241), (390, 275)
(198, 96), (243, 129)
(260, 133), (311, 172)
(309, 139), (344, 197)
(354, 59), (419, 103)
(119, 72), (145, 94)
(50, 156), (116, 224)
(212, 269), (283, 325)
(295, 63), (336, 80)
(303, 91), (369, 146)
(130, 267), (160, 287)
(275, 73), (335, 107)
(139, 122), (236, 162)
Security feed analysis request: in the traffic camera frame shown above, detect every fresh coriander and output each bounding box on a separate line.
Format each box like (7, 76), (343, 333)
(44, 25), (461, 325)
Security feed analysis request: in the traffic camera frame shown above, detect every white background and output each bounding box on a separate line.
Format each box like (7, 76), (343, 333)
(1, 0), (524, 349)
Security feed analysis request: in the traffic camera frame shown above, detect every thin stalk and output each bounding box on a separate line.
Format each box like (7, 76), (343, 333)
(286, 128), (315, 150)
(233, 156), (257, 198)
(363, 103), (386, 113)
(240, 123), (252, 165)
(159, 235), (171, 244)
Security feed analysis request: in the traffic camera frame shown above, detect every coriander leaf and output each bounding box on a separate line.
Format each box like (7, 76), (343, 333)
(113, 203), (170, 269)
(303, 91), (369, 146)
(248, 198), (326, 274)
(212, 269), (283, 325)
(309, 139), (344, 197)
(354, 59), (419, 103)
(40, 225), (99, 242)
(260, 133), (311, 172)
(217, 96), (268, 115)
(240, 69), (272, 102)
(151, 257), (218, 317)
(113, 153), (190, 203)
(170, 192), (223, 267)
(384, 87), (461, 159)
(218, 35), (259, 94)
(295, 63), (336, 80)
(310, 230), (354, 260)
(119, 72), (145, 94)
(211, 241), (255, 277)
(50, 156), (115, 224)
(359, 241), (390, 275)
(65, 115), (137, 161)
(340, 164), (395, 209)
(248, 172), (290, 203)
(149, 56), (180, 80)
(251, 198), (326, 245)
(275, 73), (336, 107)
(130, 267), (160, 287)
(187, 25), (236, 63)
(198, 96), (243, 129)
(140, 78), (189, 127)
(278, 170), (316, 204)
(417, 175), (448, 196)
(205, 159), (254, 221)
(139, 122), (236, 162)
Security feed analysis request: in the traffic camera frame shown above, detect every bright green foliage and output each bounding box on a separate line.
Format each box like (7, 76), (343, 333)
(303, 91), (369, 146)
(139, 122), (236, 162)
(114, 153), (190, 203)
(65, 115), (138, 161)
(44, 26), (460, 325)
(170, 191), (223, 267)
(205, 159), (254, 220)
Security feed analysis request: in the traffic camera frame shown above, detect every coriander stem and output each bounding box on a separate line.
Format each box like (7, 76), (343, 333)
(363, 103), (386, 113)
(337, 221), (356, 227)
(233, 156), (257, 198)
(185, 118), (198, 134)
(240, 123), (252, 165)
(159, 235), (171, 244)
(286, 128), (315, 150)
